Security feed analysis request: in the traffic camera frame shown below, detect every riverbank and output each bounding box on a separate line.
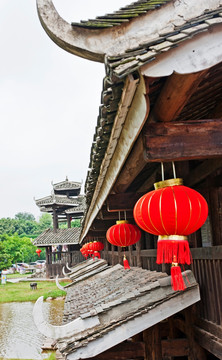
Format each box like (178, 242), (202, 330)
(0, 280), (69, 302)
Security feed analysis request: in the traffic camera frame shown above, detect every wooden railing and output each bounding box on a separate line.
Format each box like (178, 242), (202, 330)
(191, 246), (222, 326)
(46, 251), (84, 278)
(47, 251), (83, 265)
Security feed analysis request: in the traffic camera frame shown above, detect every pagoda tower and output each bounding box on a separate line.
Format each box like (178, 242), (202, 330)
(33, 178), (85, 277)
(35, 177), (85, 231)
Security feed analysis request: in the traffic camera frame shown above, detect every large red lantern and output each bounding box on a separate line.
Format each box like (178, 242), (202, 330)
(36, 249), (42, 257)
(106, 220), (141, 269)
(134, 178), (208, 290)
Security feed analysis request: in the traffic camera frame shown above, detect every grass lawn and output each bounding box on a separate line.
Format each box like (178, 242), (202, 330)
(0, 280), (69, 302)
(0, 354), (56, 360)
(6, 272), (33, 278)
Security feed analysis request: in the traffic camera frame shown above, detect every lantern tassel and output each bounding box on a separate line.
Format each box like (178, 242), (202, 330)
(94, 251), (101, 259)
(123, 255), (130, 269)
(157, 237), (191, 265)
(171, 264), (186, 291)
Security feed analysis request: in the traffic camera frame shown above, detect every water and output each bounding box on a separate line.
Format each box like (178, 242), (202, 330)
(0, 300), (64, 359)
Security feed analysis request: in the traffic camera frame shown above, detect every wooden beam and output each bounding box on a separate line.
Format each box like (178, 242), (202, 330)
(185, 159), (222, 187)
(161, 338), (190, 357)
(137, 168), (159, 192)
(151, 71), (207, 123)
(97, 208), (134, 220)
(107, 192), (144, 212)
(194, 326), (222, 360)
(91, 219), (115, 231)
(144, 119), (222, 162)
(112, 134), (147, 193)
(85, 341), (145, 360)
(86, 231), (106, 238)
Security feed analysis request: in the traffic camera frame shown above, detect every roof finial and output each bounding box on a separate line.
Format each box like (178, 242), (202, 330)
(66, 176), (69, 181)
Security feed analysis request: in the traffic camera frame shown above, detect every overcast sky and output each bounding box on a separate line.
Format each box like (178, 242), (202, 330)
(0, 0), (130, 220)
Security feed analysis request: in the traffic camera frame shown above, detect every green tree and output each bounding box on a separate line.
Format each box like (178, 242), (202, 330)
(0, 242), (12, 272)
(0, 234), (42, 263)
(15, 212), (35, 222)
(71, 219), (81, 227)
(38, 213), (52, 231)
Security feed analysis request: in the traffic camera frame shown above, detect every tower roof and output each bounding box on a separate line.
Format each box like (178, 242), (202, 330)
(53, 178), (82, 196)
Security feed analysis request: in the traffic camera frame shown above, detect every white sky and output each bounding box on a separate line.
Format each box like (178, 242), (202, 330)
(0, 0), (130, 220)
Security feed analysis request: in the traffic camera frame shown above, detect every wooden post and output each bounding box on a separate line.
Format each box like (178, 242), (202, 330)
(143, 324), (162, 360)
(136, 237), (142, 267)
(67, 215), (71, 228)
(111, 244), (115, 266)
(118, 246), (122, 265)
(129, 245), (133, 266)
(53, 209), (58, 232)
(184, 308), (207, 360)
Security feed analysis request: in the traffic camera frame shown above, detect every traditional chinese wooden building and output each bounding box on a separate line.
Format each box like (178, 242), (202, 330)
(36, 0), (222, 358)
(34, 178), (85, 277)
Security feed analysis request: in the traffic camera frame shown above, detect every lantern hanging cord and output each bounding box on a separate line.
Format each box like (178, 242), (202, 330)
(172, 161), (177, 179)
(161, 162), (165, 181)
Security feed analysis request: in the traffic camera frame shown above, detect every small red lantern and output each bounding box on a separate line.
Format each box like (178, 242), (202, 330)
(134, 178), (208, 290)
(106, 220), (141, 269)
(91, 241), (104, 259)
(36, 249), (42, 257)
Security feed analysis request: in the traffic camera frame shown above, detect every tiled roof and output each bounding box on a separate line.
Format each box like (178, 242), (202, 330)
(106, 7), (222, 79)
(64, 257), (109, 286)
(56, 260), (199, 358)
(71, 0), (172, 29)
(65, 205), (85, 215)
(53, 180), (82, 191)
(35, 194), (80, 207)
(83, 6), (222, 212)
(33, 228), (81, 246)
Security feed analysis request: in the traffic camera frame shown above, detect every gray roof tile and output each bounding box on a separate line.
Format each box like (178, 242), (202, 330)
(55, 259), (199, 358)
(33, 228), (81, 246)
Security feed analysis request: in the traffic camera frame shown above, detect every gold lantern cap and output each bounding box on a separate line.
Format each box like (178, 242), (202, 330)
(154, 178), (183, 190)
(116, 220), (129, 225)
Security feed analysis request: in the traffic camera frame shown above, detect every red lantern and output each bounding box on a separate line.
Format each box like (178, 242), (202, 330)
(91, 241), (104, 259)
(36, 249), (42, 257)
(134, 178), (208, 290)
(106, 220), (141, 269)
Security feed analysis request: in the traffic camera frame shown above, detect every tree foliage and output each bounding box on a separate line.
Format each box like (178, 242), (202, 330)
(0, 212), (52, 238)
(0, 242), (12, 272)
(0, 212), (50, 266)
(0, 234), (46, 265)
(15, 212), (35, 222)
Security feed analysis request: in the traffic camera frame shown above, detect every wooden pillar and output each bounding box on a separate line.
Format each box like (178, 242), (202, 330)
(136, 238), (142, 267)
(118, 246), (122, 265)
(184, 308), (207, 360)
(45, 246), (51, 278)
(53, 209), (58, 231)
(67, 215), (71, 228)
(104, 240), (109, 262)
(129, 245), (133, 266)
(111, 244), (115, 265)
(143, 324), (162, 360)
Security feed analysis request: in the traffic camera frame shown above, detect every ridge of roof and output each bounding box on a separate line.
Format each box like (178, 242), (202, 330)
(71, 0), (172, 29)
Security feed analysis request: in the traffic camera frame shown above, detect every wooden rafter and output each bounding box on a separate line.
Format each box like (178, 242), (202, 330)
(151, 71), (207, 123)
